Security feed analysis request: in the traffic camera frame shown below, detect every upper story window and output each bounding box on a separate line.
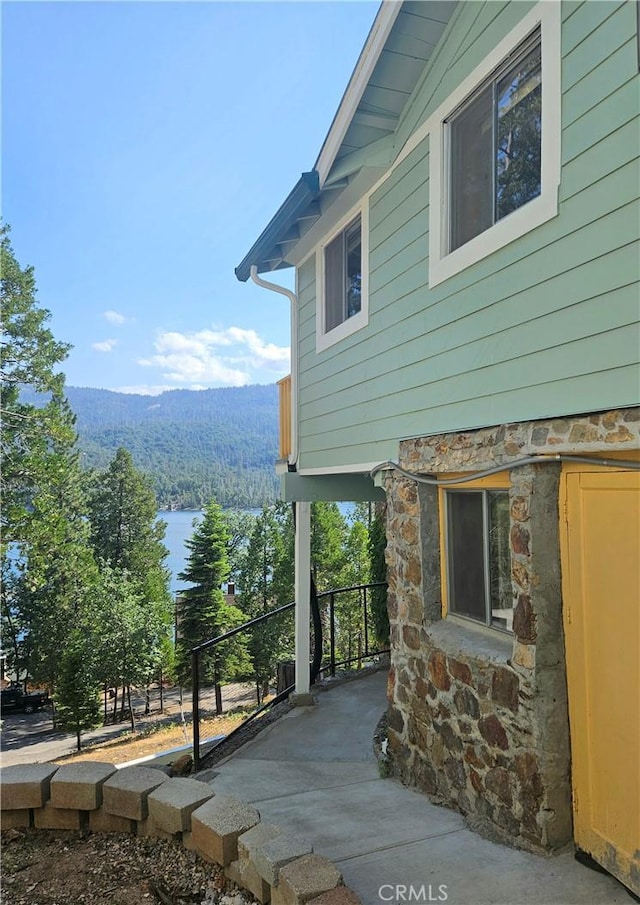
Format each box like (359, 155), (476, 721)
(316, 203), (369, 352)
(428, 1), (560, 287)
(448, 29), (541, 252)
(325, 216), (362, 331)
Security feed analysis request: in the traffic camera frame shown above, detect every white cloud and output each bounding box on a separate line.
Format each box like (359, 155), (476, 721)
(139, 327), (290, 388)
(103, 310), (127, 326)
(92, 338), (118, 352)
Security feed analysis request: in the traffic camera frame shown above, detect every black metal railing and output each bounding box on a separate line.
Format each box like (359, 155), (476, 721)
(190, 578), (388, 770)
(190, 600), (296, 770)
(316, 581), (389, 677)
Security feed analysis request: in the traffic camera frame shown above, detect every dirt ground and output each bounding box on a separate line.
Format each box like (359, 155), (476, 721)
(54, 681), (261, 766)
(1, 685), (278, 904)
(54, 712), (245, 767)
(1, 828), (257, 904)
(1, 699), (265, 904)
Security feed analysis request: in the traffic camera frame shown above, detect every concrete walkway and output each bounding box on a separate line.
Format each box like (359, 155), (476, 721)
(212, 670), (632, 905)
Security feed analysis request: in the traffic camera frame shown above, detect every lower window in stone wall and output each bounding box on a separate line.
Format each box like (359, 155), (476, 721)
(445, 489), (513, 631)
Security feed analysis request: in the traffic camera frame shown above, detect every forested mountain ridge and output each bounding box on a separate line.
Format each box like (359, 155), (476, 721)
(50, 385), (280, 509)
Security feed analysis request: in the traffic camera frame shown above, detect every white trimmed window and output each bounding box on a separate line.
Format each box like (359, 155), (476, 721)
(448, 29), (541, 252)
(316, 205), (369, 352)
(428, 1), (560, 287)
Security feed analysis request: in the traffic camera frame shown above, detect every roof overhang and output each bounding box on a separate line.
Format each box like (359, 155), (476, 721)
(234, 171), (320, 283)
(314, 1), (403, 185)
(234, 0), (457, 282)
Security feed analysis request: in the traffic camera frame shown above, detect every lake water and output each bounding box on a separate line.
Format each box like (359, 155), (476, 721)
(158, 510), (204, 594)
(158, 502), (357, 595)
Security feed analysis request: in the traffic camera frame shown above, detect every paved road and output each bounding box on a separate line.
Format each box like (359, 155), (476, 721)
(1, 708), (139, 765)
(0, 682), (256, 767)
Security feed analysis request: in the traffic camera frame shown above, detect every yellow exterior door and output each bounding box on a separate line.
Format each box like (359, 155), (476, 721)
(561, 469), (640, 895)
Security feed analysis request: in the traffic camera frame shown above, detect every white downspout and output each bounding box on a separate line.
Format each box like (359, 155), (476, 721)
(249, 266), (312, 702)
(249, 265), (298, 467)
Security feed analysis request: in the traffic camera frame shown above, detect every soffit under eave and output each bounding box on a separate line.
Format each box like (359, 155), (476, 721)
(234, 1), (457, 279)
(286, 166), (390, 269)
(321, 1), (456, 181)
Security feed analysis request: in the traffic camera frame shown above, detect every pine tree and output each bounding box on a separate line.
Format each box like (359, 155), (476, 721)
(223, 508), (257, 587)
(55, 630), (102, 751)
(89, 566), (168, 730)
(1, 227), (100, 690)
(176, 500), (248, 712)
(1, 225), (72, 544)
(311, 502), (348, 591)
(87, 448), (172, 710)
(237, 504), (295, 702)
(88, 447), (171, 607)
(336, 520), (371, 666)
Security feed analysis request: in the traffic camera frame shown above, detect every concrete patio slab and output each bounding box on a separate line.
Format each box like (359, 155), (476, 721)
(212, 670), (632, 905)
(211, 758), (379, 803)
(247, 776), (463, 863)
(335, 829), (633, 905)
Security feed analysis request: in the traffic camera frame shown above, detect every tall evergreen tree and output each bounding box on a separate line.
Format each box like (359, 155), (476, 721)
(87, 448), (172, 711)
(335, 519), (371, 666)
(237, 503), (295, 702)
(90, 565), (167, 730)
(55, 629), (103, 751)
(87, 447), (171, 608)
(1, 226), (72, 544)
(223, 508), (257, 588)
(176, 501), (247, 711)
(310, 502), (348, 591)
(1, 227), (100, 690)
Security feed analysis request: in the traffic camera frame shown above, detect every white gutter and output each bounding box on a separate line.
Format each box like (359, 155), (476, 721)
(250, 265), (298, 467)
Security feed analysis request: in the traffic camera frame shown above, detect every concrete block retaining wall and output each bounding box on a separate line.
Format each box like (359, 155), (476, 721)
(0, 761), (360, 905)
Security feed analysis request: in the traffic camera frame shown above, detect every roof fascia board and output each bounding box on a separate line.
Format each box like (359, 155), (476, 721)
(288, 168), (385, 268)
(315, 1), (403, 186)
(235, 171), (319, 282)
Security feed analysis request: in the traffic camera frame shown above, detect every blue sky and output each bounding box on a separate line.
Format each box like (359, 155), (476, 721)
(2, 0), (378, 393)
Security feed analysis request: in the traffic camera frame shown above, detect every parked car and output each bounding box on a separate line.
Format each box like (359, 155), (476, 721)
(0, 686), (50, 714)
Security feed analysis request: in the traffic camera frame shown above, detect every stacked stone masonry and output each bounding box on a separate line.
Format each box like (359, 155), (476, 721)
(384, 407), (638, 853)
(0, 761), (360, 905)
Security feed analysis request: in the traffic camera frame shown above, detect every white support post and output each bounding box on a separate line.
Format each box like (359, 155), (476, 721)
(293, 500), (312, 703)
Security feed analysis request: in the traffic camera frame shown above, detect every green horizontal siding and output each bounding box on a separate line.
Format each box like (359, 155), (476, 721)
(301, 367), (640, 463)
(294, 0), (640, 473)
(301, 285), (639, 424)
(562, 78), (638, 166)
(562, 2), (631, 87)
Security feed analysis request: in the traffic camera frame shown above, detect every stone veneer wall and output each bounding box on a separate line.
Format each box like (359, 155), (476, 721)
(383, 408), (639, 853)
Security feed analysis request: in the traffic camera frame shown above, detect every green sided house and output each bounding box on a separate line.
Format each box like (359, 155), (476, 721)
(235, 0), (640, 893)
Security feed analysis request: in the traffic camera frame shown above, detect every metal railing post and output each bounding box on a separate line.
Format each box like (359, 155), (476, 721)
(310, 574), (323, 685)
(192, 649), (200, 771)
(329, 592), (336, 677)
(363, 587), (370, 658)
(315, 582), (388, 676)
